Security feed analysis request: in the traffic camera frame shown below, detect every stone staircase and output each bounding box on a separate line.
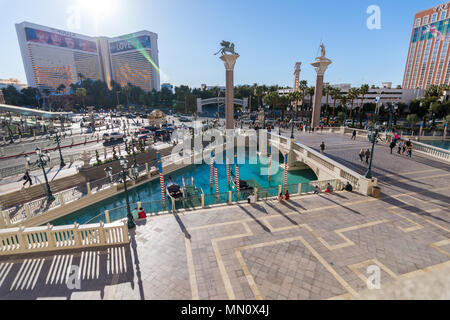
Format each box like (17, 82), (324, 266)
(0, 174), (87, 209)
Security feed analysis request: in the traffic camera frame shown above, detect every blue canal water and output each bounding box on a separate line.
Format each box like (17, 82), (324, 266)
(51, 152), (317, 226)
(422, 140), (450, 150)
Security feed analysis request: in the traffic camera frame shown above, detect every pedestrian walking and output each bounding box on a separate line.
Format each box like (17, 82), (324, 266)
(389, 141), (396, 154)
(22, 170), (33, 188)
(352, 130), (357, 140)
(365, 149), (371, 164)
(359, 149), (365, 162)
(407, 144), (413, 158)
(320, 141), (326, 154)
(398, 141), (403, 154)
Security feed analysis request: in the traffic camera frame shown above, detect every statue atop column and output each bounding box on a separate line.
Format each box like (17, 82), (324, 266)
(214, 41), (238, 56)
(320, 43), (326, 58)
(217, 41), (240, 129)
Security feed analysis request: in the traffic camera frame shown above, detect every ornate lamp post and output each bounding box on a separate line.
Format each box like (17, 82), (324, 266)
(54, 129), (66, 168)
(365, 126), (379, 179)
(119, 156), (136, 229)
(25, 148), (54, 201)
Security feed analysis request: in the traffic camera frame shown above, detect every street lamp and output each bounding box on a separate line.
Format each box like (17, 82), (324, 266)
(119, 156), (136, 229)
(26, 147), (55, 201)
(365, 126), (379, 179)
(54, 129), (66, 167)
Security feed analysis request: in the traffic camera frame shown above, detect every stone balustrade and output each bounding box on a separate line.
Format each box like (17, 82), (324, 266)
(0, 221), (129, 256)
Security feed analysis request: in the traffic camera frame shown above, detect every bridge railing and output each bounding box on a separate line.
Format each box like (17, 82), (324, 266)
(269, 133), (376, 196)
(404, 139), (450, 163)
(0, 221), (129, 256)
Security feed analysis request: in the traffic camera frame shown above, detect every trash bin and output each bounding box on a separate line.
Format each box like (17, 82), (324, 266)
(372, 186), (381, 199)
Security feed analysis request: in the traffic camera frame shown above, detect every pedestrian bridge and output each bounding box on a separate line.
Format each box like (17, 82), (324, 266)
(197, 97), (248, 113)
(268, 133), (377, 196)
(0, 104), (73, 119)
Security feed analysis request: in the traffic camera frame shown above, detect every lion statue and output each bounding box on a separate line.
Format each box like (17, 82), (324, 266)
(214, 41), (238, 56)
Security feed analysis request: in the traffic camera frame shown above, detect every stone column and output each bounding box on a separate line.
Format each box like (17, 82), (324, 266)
(220, 54), (240, 130)
(311, 56), (332, 129)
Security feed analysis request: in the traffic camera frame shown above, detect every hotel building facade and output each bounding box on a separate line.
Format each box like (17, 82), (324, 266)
(15, 22), (160, 93)
(402, 2), (450, 89)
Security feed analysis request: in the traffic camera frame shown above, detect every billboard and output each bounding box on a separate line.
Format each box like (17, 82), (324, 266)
(110, 35), (151, 54)
(25, 27), (97, 53)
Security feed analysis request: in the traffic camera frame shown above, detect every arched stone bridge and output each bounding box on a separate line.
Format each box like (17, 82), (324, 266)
(197, 97), (248, 113)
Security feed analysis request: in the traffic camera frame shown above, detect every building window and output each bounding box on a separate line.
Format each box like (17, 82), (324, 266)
(423, 16), (429, 25)
(415, 18), (421, 27)
(431, 13), (438, 22)
(441, 10), (447, 20)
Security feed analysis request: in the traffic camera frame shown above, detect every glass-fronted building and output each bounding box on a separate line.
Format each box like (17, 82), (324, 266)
(403, 2), (450, 89)
(16, 22), (160, 93)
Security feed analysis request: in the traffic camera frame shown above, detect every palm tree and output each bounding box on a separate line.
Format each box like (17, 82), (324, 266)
(122, 84), (131, 107)
(253, 84), (264, 110)
(323, 84), (332, 121)
(306, 86), (315, 122)
(339, 94), (348, 122)
(299, 80), (308, 119)
(75, 88), (87, 110)
(358, 84), (369, 127)
(42, 88), (51, 109)
(347, 87), (359, 125)
(330, 88), (341, 125)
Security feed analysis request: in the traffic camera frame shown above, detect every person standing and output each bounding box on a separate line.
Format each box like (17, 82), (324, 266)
(352, 130), (357, 140)
(320, 141), (326, 154)
(389, 141), (396, 154)
(365, 149), (371, 164)
(359, 149), (365, 162)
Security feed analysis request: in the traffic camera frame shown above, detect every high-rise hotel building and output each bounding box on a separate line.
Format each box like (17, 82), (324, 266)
(403, 2), (450, 89)
(15, 22), (160, 93)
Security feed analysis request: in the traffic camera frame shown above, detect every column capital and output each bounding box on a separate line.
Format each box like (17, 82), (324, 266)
(311, 57), (332, 76)
(220, 54), (240, 71)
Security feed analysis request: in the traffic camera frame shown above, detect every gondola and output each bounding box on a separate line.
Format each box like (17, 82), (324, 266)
(166, 178), (184, 201)
(230, 171), (254, 191)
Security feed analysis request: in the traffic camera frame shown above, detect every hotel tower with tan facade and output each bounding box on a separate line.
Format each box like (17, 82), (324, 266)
(15, 21), (160, 93)
(403, 2), (450, 89)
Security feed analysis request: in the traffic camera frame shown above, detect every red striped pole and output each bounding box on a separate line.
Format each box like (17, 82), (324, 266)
(283, 154), (288, 193)
(210, 151), (214, 188)
(268, 145), (272, 182)
(226, 158), (230, 186)
(157, 153), (166, 209)
(235, 155), (240, 199)
(214, 161), (219, 200)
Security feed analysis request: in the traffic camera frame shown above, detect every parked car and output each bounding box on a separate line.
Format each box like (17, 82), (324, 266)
(103, 132), (123, 141)
(84, 127), (95, 134)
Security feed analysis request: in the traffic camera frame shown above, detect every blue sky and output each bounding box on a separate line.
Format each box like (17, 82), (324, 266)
(0, 0), (447, 88)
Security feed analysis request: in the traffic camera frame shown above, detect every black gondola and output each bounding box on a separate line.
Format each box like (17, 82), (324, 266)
(230, 171), (254, 191)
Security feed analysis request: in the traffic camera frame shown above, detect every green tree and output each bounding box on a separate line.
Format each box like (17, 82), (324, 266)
(406, 114), (419, 128)
(330, 87), (341, 121)
(122, 84), (131, 107)
(347, 87), (359, 125)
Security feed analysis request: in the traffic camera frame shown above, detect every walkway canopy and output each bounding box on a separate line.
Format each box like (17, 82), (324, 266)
(0, 104), (73, 119)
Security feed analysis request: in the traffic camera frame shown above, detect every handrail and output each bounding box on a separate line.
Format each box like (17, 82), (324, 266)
(402, 139), (450, 163)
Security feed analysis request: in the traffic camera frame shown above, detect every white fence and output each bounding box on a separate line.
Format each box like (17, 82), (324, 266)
(0, 221), (129, 256)
(408, 140), (450, 163)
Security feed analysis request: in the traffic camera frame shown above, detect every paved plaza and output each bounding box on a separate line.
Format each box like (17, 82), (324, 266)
(0, 132), (448, 300)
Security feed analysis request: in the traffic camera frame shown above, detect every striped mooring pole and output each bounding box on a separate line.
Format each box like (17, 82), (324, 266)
(157, 153), (166, 209)
(214, 161), (219, 200)
(210, 150), (214, 188)
(268, 145), (272, 182)
(226, 157), (230, 186)
(235, 154), (240, 198)
(283, 154), (288, 193)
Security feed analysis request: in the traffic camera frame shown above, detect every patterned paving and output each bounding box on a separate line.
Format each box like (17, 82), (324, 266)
(0, 132), (448, 300)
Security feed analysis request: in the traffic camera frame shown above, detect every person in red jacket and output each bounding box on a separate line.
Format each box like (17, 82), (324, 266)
(138, 208), (147, 219)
